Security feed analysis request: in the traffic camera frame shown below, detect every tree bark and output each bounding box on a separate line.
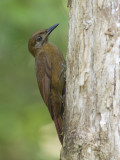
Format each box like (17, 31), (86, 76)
(61, 0), (120, 159)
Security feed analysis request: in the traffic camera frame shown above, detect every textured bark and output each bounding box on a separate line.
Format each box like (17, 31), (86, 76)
(61, 0), (120, 159)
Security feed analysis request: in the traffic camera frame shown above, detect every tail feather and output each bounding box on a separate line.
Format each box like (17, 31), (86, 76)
(53, 110), (63, 145)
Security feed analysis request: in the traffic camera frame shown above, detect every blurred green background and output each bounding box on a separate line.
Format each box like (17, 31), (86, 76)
(0, 0), (68, 160)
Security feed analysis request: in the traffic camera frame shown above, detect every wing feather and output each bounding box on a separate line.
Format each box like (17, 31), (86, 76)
(35, 53), (53, 117)
(35, 51), (64, 144)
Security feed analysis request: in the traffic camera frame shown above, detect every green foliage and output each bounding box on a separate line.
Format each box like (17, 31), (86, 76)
(0, 0), (68, 159)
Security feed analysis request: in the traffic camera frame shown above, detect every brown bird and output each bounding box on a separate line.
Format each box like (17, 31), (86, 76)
(28, 24), (65, 145)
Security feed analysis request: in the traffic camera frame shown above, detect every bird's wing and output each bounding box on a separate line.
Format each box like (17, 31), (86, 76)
(35, 53), (53, 117)
(35, 52), (64, 145)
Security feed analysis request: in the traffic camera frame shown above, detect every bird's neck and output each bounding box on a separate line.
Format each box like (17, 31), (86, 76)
(43, 42), (57, 52)
(34, 42), (57, 59)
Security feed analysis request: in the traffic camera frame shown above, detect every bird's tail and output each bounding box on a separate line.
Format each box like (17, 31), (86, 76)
(53, 111), (63, 145)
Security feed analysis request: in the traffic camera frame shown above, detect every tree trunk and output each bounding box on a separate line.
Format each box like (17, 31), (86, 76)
(61, 0), (120, 159)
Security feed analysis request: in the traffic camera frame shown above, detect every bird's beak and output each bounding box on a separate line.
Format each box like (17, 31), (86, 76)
(47, 23), (59, 35)
(41, 23), (59, 45)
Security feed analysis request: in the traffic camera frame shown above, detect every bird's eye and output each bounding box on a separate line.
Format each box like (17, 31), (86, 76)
(36, 36), (42, 41)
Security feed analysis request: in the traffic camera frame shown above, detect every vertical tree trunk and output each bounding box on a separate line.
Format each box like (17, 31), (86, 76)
(61, 0), (120, 159)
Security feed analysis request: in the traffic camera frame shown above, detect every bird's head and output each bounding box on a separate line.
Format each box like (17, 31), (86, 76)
(28, 23), (59, 56)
